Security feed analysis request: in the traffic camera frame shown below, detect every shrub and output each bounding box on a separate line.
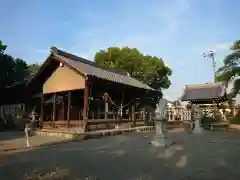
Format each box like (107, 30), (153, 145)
(4, 115), (16, 130)
(229, 114), (240, 124)
(0, 117), (6, 131)
(13, 117), (28, 130)
(201, 116), (217, 129)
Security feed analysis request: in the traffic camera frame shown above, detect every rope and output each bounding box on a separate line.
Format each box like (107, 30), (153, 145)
(103, 92), (132, 111)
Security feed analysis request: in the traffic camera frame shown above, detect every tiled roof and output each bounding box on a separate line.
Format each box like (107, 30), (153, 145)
(51, 47), (155, 91)
(181, 82), (226, 101)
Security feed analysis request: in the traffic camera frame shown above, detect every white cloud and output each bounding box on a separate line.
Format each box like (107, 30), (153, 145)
(198, 42), (232, 55)
(150, 0), (191, 36)
(73, 0), (192, 54)
(214, 42), (231, 51)
(35, 49), (49, 54)
(67, 0), (193, 101)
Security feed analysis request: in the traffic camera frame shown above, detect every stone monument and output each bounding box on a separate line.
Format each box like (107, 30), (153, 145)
(150, 98), (172, 148)
(192, 104), (203, 134)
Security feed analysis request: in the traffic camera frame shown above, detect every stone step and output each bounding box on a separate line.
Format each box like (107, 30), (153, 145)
(35, 126), (155, 140)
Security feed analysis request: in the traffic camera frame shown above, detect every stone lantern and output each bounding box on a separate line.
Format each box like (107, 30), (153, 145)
(150, 99), (172, 148)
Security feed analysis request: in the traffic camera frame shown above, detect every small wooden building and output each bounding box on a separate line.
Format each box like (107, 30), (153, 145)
(25, 47), (157, 131)
(180, 82), (227, 104)
(180, 82), (229, 120)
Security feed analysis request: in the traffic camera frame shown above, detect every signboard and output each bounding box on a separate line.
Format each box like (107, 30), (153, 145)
(0, 103), (25, 123)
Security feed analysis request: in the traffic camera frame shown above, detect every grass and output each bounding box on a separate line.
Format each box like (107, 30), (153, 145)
(229, 115), (240, 124)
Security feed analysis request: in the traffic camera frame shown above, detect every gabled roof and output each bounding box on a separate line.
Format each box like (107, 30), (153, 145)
(181, 82), (226, 101)
(30, 47), (155, 91)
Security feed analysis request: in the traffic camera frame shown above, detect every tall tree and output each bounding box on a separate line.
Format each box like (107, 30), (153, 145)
(0, 40), (7, 54)
(27, 63), (41, 76)
(216, 40), (240, 97)
(0, 41), (39, 90)
(94, 47), (172, 97)
(0, 54), (16, 88)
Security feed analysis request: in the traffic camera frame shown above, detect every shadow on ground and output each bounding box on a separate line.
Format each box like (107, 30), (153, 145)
(0, 131), (25, 141)
(1, 131), (240, 180)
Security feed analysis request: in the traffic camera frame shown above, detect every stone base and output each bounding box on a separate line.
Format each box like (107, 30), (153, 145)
(150, 121), (172, 148)
(192, 127), (203, 134)
(150, 133), (172, 148)
(150, 139), (172, 148)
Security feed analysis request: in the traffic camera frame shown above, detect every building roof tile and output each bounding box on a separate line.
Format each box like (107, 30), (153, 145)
(181, 82), (226, 101)
(52, 47), (155, 91)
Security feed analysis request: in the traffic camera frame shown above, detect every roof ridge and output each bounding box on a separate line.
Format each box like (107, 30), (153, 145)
(185, 82), (224, 89)
(52, 47), (130, 76)
(52, 47), (95, 66)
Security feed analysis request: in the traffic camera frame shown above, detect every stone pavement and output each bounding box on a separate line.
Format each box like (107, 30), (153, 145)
(1, 131), (240, 180)
(0, 131), (71, 152)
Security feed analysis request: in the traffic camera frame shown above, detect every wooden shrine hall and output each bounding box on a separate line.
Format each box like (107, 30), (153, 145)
(26, 47), (157, 132)
(180, 82), (227, 104)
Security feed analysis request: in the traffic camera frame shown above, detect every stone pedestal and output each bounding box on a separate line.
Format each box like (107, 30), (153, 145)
(150, 99), (172, 148)
(151, 121), (171, 147)
(192, 113), (203, 134)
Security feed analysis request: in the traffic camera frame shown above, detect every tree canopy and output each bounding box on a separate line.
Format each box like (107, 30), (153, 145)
(94, 46), (172, 98)
(216, 40), (240, 97)
(0, 40), (40, 92)
(0, 40), (7, 54)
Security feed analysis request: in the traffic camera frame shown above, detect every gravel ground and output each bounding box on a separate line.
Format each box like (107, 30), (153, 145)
(1, 131), (240, 180)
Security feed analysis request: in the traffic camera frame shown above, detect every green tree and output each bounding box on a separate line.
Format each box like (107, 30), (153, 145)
(94, 46), (172, 96)
(0, 40), (7, 54)
(216, 40), (240, 97)
(0, 54), (16, 88)
(0, 41), (39, 91)
(27, 63), (41, 76)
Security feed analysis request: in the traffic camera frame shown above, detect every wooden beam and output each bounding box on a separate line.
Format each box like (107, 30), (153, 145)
(132, 102), (136, 127)
(67, 91), (71, 128)
(62, 101), (65, 120)
(143, 107), (147, 125)
(83, 79), (89, 120)
(104, 93), (108, 119)
(40, 94), (44, 129)
(52, 93), (56, 127)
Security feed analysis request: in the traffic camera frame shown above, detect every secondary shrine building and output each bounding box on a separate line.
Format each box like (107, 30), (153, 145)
(181, 82), (227, 104)
(21, 47), (157, 131)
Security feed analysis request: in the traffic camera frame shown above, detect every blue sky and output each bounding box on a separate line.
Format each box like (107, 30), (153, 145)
(1, 0), (240, 100)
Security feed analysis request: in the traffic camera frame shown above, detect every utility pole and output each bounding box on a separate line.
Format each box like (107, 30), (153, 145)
(203, 50), (216, 82)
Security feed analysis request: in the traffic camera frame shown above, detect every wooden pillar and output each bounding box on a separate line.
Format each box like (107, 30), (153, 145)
(233, 105), (236, 116)
(67, 91), (71, 128)
(132, 101), (136, 127)
(52, 93), (56, 127)
(83, 79), (89, 120)
(40, 94), (44, 128)
(104, 93), (108, 119)
(128, 109), (131, 120)
(62, 101), (65, 120)
(143, 107), (147, 125)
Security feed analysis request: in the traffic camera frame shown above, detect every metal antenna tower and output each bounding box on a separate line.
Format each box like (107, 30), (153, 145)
(203, 50), (216, 82)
